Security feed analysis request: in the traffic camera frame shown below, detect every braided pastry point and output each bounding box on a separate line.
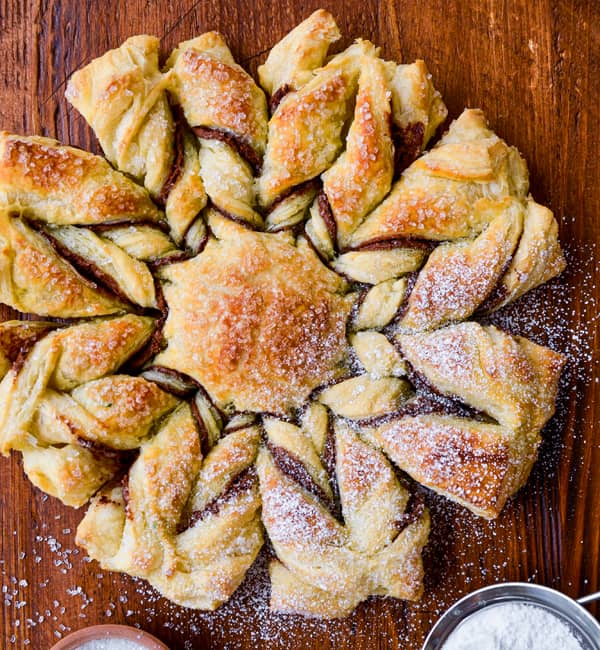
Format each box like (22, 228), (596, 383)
(399, 322), (565, 432)
(0, 132), (163, 226)
(259, 39), (376, 210)
(258, 9), (341, 104)
(166, 32), (268, 230)
(0, 315), (161, 506)
(77, 408), (263, 609)
(66, 37), (206, 243)
(349, 108), (529, 246)
(385, 59), (448, 173)
(0, 133), (176, 314)
(399, 198), (524, 331)
(480, 197), (566, 312)
(319, 54), (394, 248)
(258, 416), (429, 617)
(363, 322), (565, 518)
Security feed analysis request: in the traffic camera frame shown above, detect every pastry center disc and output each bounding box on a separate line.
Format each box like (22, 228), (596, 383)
(154, 220), (353, 413)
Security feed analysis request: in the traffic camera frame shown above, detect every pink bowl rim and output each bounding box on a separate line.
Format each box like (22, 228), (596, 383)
(50, 624), (170, 650)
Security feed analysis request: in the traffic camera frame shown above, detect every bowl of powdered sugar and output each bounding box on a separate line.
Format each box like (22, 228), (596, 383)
(423, 582), (600, 650)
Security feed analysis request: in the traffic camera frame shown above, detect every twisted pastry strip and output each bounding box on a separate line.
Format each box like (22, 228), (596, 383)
(66, 36), (206, 243)
(258, 40), (372, 209)
(399, 198), (523, 331)
(0, 208), (127, 317)
(386, 59), (448, 174)
(77, 410), (263, 609)
(258, 415), (429, 617)
(332, 111), (564, 329)
(317, 55), (395, 249)
(0, 315), (167, 506)
(0, 132), (163, 226)
(0, 134), (178, 314)
(258, 9), (341, 110)
(363, 322), (565, 518)
(166, 33), (268, 229)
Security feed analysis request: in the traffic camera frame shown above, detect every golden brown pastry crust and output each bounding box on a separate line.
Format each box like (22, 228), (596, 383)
(77, 412), (263, 610)
(167, 33), (268, 155)
(400, 200), (523, 330)
(0, 210), (127, 317)
(166, 33), (267, 229)
(386, 59), (448, 149)
(65, 36), (173, 197)
(66, 37), (206, 242)
(321, 55), (394, 248)
(367, 414), (533, 519)
(155, 215), (353, 413)
(0, 132), (163, 226)
(258, 417), (429, 617)
(258, 9), (341, 98)
(361, 322), (565, 518)
(0, 315), (159, 506)
(398, 322), (565, 431)
(258, 41), (375, 207)
(349, 109), (529, 246)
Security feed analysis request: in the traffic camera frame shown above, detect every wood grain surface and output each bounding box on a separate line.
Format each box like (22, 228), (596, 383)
(0, 1), (599, 648)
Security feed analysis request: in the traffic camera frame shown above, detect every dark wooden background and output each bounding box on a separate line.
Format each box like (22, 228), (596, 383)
(0, 1), (598, 648)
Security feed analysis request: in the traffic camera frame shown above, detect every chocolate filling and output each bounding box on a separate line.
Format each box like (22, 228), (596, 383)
(317, 190), (337, 246)
(476, 282), (510, 315)
(141, 365), (199, 397)
(158, 104), (186, 206)
(475, 228), (523, 315)
(121, 473), (132, 519)
(267, 441), (333, 511)
(34, 224), (136, 309)
(8, 326), (55, 374)
(404, 361), (489, 421)
(266, 178), (320, 215)
(125, 278), (168, 371)
(76, 436), (123, 461)
(352, 394), (454, 427)
(269, 84), (292, 114)
(391, 270), (419, 322)
(183, 466), (257, 531)
(346, 238), (434, 253)
(193, 126), (262, 176)
(210, 201), (260, 231)
(147, 251), (194, 269)
(393, 122), (425, 177)
(320, 418), (343, 521)
(190, 397), (211, 458)
(348, 285), (370, 333)
(394, 491), (425, 534)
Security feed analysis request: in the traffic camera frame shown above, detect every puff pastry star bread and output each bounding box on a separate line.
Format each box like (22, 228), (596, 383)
(0, 9), (566, 617)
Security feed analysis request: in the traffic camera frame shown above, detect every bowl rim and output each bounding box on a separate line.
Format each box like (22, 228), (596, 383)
(422, 581), (600, 650)
(49, 623), (170, 650)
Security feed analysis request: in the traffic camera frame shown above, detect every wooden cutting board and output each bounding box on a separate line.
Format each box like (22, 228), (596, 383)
(0, 1), (598, 648)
